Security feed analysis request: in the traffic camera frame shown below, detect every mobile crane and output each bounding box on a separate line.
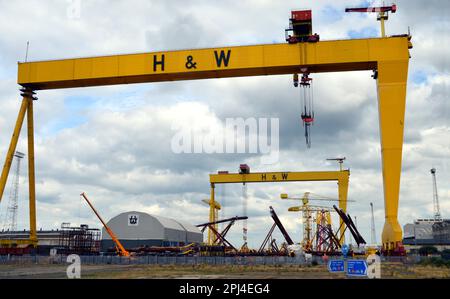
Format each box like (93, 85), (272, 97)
(80, 192), (130, 257)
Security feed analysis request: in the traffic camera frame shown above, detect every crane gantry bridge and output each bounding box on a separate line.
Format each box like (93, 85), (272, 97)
(0, 13), (412, 253)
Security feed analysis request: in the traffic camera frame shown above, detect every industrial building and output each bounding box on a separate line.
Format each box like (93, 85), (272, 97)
(101, 211), (202, 251)
(402, 168), (449, 251)
(0, 224), (100, 255)
(403, 219), (450, 250)
(0, 229), (60, 254)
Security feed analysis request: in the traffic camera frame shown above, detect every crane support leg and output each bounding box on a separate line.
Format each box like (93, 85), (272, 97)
(337, 177), (349, 245)
(27, 98), (37, 245)
(377, 60), (409, 253)
(208, 184), (216, 245)
(0, 98), (28, 202)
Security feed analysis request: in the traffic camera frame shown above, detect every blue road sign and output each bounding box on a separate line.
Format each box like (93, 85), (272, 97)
(346, 259), (367, 277)
(328, 260), (345, 273)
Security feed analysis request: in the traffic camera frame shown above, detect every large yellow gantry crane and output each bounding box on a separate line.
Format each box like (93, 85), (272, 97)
(0, 9), (412, 253)
(208, 165), (350, 246)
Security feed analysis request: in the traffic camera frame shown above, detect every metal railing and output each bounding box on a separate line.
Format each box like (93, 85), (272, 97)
(0, 254), (319, 266)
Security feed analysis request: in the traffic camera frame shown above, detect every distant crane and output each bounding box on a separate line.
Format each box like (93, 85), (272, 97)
(281, 192), (355, 250)
(1, 151), (25, 233)
(326, 157), (346, 171)
(430, 168), (442, 221)
(202, 197), (221, 243)
(370, 202), (377, 245)
(80, 192), (130, 257)
(202, 198), (221, 224)
(345, 4), (396, 37)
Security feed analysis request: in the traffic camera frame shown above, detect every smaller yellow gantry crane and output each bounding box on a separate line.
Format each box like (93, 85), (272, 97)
(80, 192), (130, 257)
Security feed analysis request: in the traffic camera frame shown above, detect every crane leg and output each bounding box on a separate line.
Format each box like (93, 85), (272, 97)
(0, 98), (29, 202)
(376, 60), (409, 254)
(337, 176), (349, 245)
(27, 98), (38, 246)
(208, 184), (216, 245)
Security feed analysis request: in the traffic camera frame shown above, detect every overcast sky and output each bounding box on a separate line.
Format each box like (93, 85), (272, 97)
(0, 0), (448, 248)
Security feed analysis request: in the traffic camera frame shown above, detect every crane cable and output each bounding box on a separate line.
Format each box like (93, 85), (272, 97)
(299, 74), (314, 148)
(242, 184), (248, 245)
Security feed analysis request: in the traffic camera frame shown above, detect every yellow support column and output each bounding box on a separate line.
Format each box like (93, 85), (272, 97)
(208, 184), (216, 245)
(377, 60), (409, 252)
(0, 98), (28, 202)
(27, 97), (38, 246)
(337, 176), (349, 245)
(379, 12), (386, 37)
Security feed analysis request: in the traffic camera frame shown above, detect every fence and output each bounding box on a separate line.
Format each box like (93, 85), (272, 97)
(1, 253), (430, 266)
(0, 254), (320, 266)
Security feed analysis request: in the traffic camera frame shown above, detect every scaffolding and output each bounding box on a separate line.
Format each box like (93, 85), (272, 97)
(57, 223), (100, 255)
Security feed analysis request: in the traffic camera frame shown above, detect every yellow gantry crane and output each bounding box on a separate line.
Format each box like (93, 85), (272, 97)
(0, 8), (412, 253)
(208, 165), (350, 245)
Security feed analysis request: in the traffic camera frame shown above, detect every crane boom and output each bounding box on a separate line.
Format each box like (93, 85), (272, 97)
(345, 5), (396, 13)
(345, 4), (397, 37)
(430, 168), (442, 220)
(80, 192), (130, 256)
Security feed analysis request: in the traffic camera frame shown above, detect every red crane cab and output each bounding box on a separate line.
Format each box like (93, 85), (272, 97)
(285, 10), (320, 43)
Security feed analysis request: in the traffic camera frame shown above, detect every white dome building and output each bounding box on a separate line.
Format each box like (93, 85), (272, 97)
(101, 211), (203, 251)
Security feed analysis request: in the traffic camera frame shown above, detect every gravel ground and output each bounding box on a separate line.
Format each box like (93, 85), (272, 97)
(0, 262), (449, 279)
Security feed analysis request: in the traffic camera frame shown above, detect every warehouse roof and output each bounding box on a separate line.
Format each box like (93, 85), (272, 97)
(102, 211), (202, 243)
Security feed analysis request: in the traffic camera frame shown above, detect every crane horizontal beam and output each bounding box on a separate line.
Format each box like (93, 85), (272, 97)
(17, 37), (410, 90)
(210, 170), (349, 184)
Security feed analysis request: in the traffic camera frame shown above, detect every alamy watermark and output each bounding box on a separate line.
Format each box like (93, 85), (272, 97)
(171, 117), (279, 165)
(66, 254), (81, 279)
(366, 254), (381, 279)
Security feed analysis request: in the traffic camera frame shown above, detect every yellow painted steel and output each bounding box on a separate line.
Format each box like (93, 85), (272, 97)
(210, 171), (350, 184)
(0, 239), (36, 246)
(0, 98), (28, 202)
(0, 95), (38, 247)
(283, 192), (338, 248)
(3, 35), (411, 252)
(377, 60), (409, 252)
(380, 17), (386, 37)
(208, 185), (216, 245)
(209, 170), (350, 245)
(17, 37), (410, 90)
(27, 99), (38, 245)
(203, 197), (221, 243)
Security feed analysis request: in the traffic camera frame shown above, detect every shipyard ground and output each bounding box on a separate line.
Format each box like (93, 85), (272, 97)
(0, 263), (449, 279)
